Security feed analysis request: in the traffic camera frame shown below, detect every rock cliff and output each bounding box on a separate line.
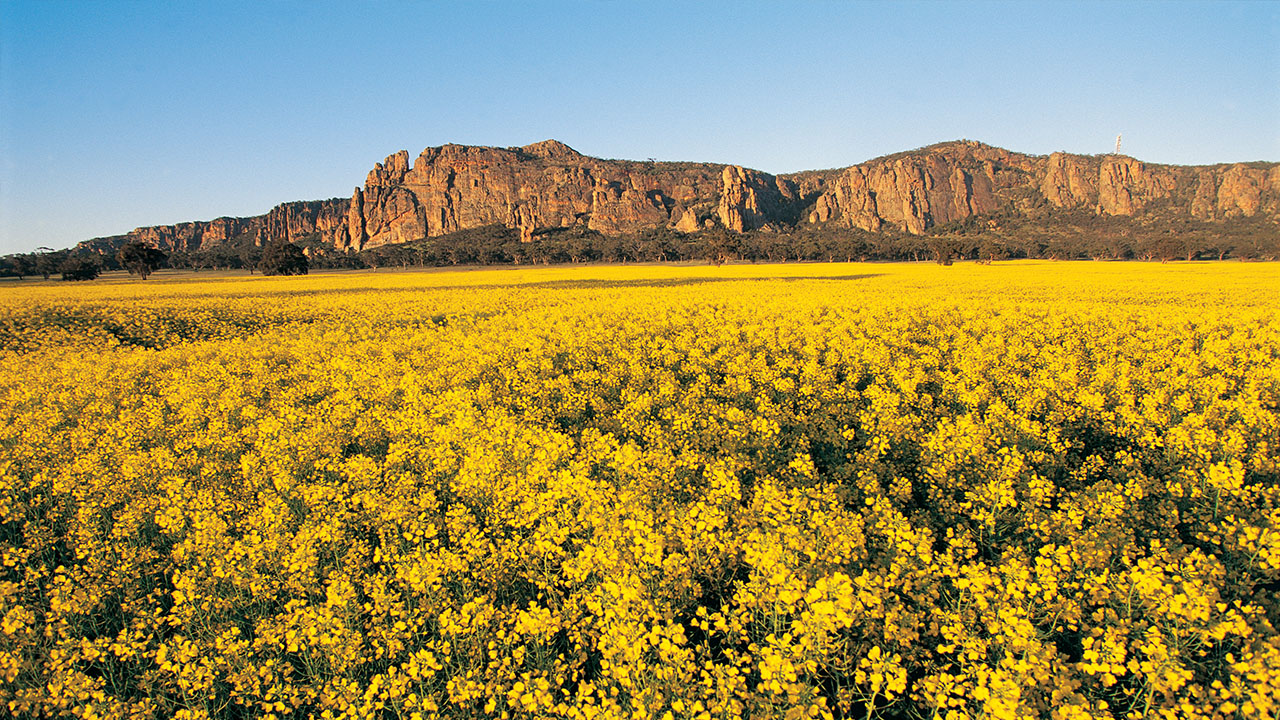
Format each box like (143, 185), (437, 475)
(108, 198), (351, 254)
(337, 140), (798, 250)
(82, 140), (1277, 254)
(804, 141), (1278, 233)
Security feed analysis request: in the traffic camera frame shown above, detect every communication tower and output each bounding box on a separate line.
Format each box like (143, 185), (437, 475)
(1115, 134), (1122, 155)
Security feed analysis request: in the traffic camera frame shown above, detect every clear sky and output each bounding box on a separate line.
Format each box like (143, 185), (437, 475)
(1, 0), (1276, 254)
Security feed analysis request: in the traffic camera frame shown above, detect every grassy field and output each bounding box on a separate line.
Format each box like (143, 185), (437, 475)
(1, 261), (1277, 719)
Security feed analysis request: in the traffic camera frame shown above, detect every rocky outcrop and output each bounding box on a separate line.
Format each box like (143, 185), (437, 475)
(803, 141), (1276, 233)
(109, 198), (351, 254)
(79, 139), (1278, 254)
(261, 199), (350, 245)
(1215, 164), (1267, 217)
(1095, 156), (1177, 215)
(587, 181), (669, 236)
(125, 218), (253, 253)
(716, 166), (798, 232)
(807, 167), (882, 231)
(674, 206), (702, 233)
(348, 185), (423, 248)
(1040, 152), (1096, 208)
(807, 143), (1002, 233)
(331, 141), (762, 250)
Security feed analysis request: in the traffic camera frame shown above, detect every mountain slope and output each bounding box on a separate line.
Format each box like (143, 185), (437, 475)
(79, 140), (1279, 254)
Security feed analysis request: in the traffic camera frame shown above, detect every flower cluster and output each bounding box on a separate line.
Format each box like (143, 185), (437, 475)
(1, 261), (1276, 719)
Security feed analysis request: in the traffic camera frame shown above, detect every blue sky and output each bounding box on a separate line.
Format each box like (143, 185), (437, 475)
(1, 0), (1276, 253)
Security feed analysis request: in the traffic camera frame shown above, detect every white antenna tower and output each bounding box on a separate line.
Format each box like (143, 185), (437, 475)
(1115, 134), (1122, 155)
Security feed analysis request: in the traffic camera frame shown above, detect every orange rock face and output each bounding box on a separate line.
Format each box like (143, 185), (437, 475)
(1040, 152), (1097, 208)
(808, 142), (999, 233)
(674, 207), (701, 233)
(1216, 164), (1266, 217)
(121, 198), (349, 252)
(335, 140), (800, 249)
(803, 142), (1276, 232)
(717, 166), (796, 232)
(1095, 157), (1177, 215)
(807, 167), (882, 231)
(87, 139), (1278, 254)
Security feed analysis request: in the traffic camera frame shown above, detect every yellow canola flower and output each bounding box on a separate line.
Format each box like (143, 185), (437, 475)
(0, 261), (1276, 719)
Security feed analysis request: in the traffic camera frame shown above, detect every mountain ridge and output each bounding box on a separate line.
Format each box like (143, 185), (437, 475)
(76, 139), (1279, 255)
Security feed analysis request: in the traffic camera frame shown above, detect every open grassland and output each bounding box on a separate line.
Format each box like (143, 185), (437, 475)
(1, 262), (1278, 719)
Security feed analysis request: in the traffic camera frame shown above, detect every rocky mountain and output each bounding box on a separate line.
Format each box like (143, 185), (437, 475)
(79, 140), (1278, 254)
(74, 199), (350, 255)
(803, 142), (1279, 233)
(341, 139), (805, 249)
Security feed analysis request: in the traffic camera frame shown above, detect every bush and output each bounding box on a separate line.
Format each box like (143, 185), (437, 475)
(259, 241), (309, 276)
(118, 240), (168, 280)
(59, 255), (100, 281)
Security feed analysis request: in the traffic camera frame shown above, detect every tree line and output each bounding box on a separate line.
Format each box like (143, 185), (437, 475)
(0, 239), (310, 280)
(2, 213), (1276, 280)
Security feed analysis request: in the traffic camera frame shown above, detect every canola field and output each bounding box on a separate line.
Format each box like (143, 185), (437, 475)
(1, 261), (1278, 720)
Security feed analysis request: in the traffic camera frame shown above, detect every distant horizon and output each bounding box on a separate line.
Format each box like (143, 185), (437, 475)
(16, 134), (1280, 252)
(65, 136), (1280, 246)
(19, 131), (1279, 249)
(2, 0), (1276, 253)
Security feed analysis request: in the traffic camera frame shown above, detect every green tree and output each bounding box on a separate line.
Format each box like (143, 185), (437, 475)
(59, 254), (100, 281)
(119, 240), (168, 280)
(259, 241), (309, 276)
(705, 227), (739, 265)
(977, 236), (1012, 264)
(0, 253), (36, 279)
(34, 247), (65, 280)
(238, 243), (263, 273)
(927, 235), (962, 265)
